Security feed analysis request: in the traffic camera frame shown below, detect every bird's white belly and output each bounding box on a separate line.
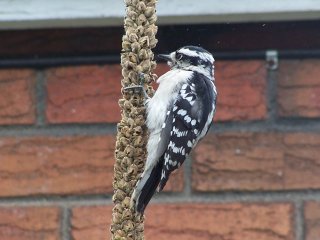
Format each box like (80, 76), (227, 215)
(144, 69), (192, 169)
(146, 69), (192, 131)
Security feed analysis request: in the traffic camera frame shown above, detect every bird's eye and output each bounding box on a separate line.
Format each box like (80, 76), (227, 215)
(176, 53), (183, 60)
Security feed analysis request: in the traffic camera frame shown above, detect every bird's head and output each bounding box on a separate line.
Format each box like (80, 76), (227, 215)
(158, 46), (214, 79)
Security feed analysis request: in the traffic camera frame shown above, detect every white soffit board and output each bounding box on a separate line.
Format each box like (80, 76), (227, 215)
(0, 0), (319, 29)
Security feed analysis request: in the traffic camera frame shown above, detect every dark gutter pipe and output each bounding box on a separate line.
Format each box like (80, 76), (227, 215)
(0, 49), (320, 69)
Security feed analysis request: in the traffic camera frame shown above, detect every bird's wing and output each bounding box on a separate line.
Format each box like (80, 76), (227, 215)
(157, 75), (216, 191)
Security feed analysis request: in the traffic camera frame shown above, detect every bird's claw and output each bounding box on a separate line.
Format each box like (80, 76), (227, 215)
(123, 85), (145, 94)
(123, 73), (149, 99)
(123, 85), (149, 100)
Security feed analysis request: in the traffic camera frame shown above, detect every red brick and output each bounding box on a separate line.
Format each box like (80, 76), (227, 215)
(72, 203), (293, 240)
(46, 61), (266, 124)
(305, 201), (320, 240)
(45, 64), (172, 124)
(0, 135), (182, 197)
(46, 65), (122, 123)
(214, 60), (267, 121)
(156, 61), (267, 122)
(278, 60), (320, 117)
(0, 69), (35, 125)
(193, 132), (320, 191)
(0, 207), (59, 240)
(0, 136), (114, 196)
(154, 63), (170, 78)
(72, 206), (110, 240)
(165, 169), (184, 192)
(146, 203), (293, 240)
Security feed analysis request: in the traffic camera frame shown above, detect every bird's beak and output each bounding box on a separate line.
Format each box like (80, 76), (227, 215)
(157, 54), (172, 62)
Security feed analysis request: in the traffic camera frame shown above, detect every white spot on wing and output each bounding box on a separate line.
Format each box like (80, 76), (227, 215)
(161, 170), (166, 179)
(182, 148), (185, 155)
(186, 96), (194, 102)
(181, 84), (188, 90)
(184, 115), (191, 123)
(177, 109), (187, 116)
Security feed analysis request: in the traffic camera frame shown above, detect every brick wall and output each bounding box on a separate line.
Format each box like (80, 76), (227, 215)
(0, 59), (320, 240)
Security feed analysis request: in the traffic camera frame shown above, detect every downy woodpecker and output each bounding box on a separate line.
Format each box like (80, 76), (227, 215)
(129, 46), (217, 213)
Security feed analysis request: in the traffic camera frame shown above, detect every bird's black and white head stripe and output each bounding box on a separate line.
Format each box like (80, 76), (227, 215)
(176, 46), (214, 66)
(159, 46), (214, 79)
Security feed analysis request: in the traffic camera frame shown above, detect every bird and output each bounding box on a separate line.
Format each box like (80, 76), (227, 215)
(128, 45), (217, 213)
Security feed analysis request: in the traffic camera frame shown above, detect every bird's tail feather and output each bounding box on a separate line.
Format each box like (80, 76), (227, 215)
(131, 159), (163, 214)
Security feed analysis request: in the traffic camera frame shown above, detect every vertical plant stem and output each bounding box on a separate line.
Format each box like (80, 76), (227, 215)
(111, 0), (158, 239)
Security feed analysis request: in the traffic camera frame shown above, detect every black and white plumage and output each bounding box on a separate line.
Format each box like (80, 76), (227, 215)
(130, 46), (217, 213)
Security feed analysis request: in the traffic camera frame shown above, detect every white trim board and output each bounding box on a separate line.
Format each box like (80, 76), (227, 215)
(0, 0), (320, 29)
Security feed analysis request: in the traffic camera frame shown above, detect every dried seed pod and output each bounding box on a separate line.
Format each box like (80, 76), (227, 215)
(115, 189), (127, 201)
(151, 73), (158, 81)
(128, 71), (138, 81)
(128, 53), (138, 64)
(123, 221), (135, 232)
(126, 117), (135, 127)
(134, 148), (145, 157)
(140, 59), (151, 72)
(128, 32), (138, 42)
(148, 0), (157, 5)
(149, 38), (158, 48)
(123, 100), (132, 110)
(131, 42), (141, 53)
(144, 27), (154, 38)
(135, 222), (144, 232)
(128, 164), (139, 176)
(115, 229), (126, 237)
(144, 7), (155, 18)
(112, 213), (121, 225)
(135, 64), (143, 73)
(121, 68), (129, 78)
(153, 25), (158, 34)
(122, 209), (133, 220)
(139, 36), (149, 48)
(124, 145), (135, 157)
(133, 136), (143, 147)
(148, 14), (157, 24)
(131, 0), (139, 6)
(133, 126), (143, 135)
(150, 59), (157, 70)
(113, 203), (123, 213)
(124, 18), (134, 27)
(138, 48), (148, 60)
(136, 26), (145, 36)
(118, 99), (126, 108)
(123, 197), (131, 208)
(137, 14), (147, 26)
(127, 6), (137, 18)
(117, 179), (127, 191)
(122, 41), (131, 51)
(137, 1), (146, 12)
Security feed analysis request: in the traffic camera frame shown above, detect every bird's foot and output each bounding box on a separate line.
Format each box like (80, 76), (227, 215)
(123, 73), (150, 99)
